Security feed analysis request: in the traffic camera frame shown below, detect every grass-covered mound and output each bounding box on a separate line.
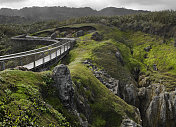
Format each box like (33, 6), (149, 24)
(70, 64), (141, 126)
(64, 23), (176, 125)
(0, 70), (71, 126)
(66, 23), (176, 92)
(63, 24), (142, 126)
(128, 31), (176, 91)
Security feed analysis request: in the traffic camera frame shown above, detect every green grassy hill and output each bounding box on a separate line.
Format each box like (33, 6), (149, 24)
(1, 21), (176, 126)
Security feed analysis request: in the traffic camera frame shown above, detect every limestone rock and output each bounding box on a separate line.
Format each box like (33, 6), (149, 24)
(52, 64), (74, 108)
(60, 31), (67, 37)
(138, 76), (151, 87)
(91, 32), (102, 41)
(76, 30), (84, 37)
(121, 83), (139, 106)
(83, 60), (121, 96)
(115, 50), (124, 66)
(53, 65), (91, 126)
(15, 66), (29, 71)
(138, 84), (176, 127)
(50, 32), (57, 39)
(83, 59), (139, 106)
(121, 118), (142, 127)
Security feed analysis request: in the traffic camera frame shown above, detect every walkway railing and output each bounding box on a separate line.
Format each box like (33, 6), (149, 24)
(0, 35), (75, 71)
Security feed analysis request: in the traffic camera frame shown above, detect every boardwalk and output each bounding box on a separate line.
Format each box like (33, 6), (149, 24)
(0, 35), (76, 71)
(23, 43), (69, 69)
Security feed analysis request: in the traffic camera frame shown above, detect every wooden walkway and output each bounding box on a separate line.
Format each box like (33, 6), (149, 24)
(0, 36), (76, 71)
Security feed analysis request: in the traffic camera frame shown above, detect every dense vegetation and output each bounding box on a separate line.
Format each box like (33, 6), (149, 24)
(63, 10), (176, 38)
(1, 10), (176, 126)
(0, 23), (144, 126)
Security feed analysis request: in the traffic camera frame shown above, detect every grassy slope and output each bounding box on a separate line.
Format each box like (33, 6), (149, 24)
(129, 31), (176, 91)
(1, 22), (176, 126)
(0, 70), (70, 126)
(65, 23), (176, 125)
(83, 23), (176, 92)
(66, 24), (141, 126)
(0, 24), (141, 127)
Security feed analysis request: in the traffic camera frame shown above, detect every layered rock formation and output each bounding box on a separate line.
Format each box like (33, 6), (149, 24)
(52, 64), (142, 126)
(83, 54), (176, 127)
(138, 84), (176, 127)
(53, 64), (89, 126)
(53, 64), (74, 108)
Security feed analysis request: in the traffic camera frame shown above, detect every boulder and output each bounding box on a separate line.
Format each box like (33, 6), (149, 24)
(15, 66), (29, 71)
(52, 64), (74, 108)
(121, 118), (142, 127)
(76, 30), (85, 37)
(122, 84), (139, 106)
(115, 50), (124, 66)
(60, 31), (67, 37)
(50, 32), (57, 39)
(91, 32), (102, 41)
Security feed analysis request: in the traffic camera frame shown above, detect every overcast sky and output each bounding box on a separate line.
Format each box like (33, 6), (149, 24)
(0, 0), (175, 11)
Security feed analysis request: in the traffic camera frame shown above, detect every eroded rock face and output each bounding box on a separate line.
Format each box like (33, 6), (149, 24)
(83, 59), (139, 106)
(115, 50), (124, 66)
(53, 64), (90, 127)
(121, 118), (142, 127)
(138, 84), (176, 127)
(53, 64), (74, 108)
(76, 30), (85, 37)
(83, 60), (120, 96)
(51, 32), (58, 39)
(15, 66), (29, 71)
(121, 83), (139, 106)
(91, 32), (103, 41)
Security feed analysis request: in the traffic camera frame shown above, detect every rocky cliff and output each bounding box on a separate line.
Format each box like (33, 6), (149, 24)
(60, 24), (176, 127)
(52, 64), (142, 127)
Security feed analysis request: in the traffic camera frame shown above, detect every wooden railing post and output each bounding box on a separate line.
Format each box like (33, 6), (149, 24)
(70, 41), (72, 49)
(60, 47), (62, 55)
(55, 49), (57, 57)
(55, 48), (58, 62)
(19, 57), (23, 66)
(49, 49), (51, 60)
(70, 41), (73, 49)
(33, 55), (36, 68)
(67, 42), (69, 50)
(42, 52), (45, 64)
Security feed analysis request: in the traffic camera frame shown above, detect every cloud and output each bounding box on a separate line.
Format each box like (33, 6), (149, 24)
(0, 0), (175, 11)
(0, 0), (27, 3)
(118, 0), (176, 10)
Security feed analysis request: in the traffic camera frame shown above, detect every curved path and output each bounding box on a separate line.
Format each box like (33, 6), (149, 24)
(0, 35), (76, 71)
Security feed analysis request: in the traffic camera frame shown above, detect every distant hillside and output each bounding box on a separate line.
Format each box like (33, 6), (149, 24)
(99, 7), (148, 16)
(0, 6), (148, 23)
(0, 15), (28, 24)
